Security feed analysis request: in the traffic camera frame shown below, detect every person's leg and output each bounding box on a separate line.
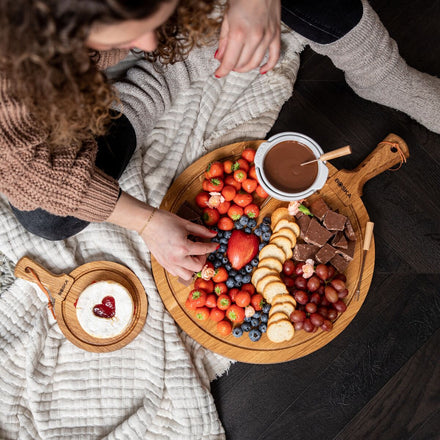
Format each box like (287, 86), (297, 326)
(282, 0), (440, 134)
(11, 112), (137, 240)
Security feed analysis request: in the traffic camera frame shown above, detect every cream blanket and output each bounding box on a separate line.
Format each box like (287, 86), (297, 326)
(0, 27), (304, 439)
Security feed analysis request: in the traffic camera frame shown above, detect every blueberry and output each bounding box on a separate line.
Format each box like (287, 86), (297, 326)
(261, 223), (271, 232)
(239, 216), (249, 226)
(254, 227), (262, 237)
(212, 236), (220, 243)
(244, 227), (252, 234)
(241, 322), (252, 332)
(218, 244), (227, 253)
(224, 230), (232, 239)
(239, 268), (247, 276)
(245, 264), (253, 273)
(217, 230), (224, 238)
(232, 327), (243, 338)
(249, 329), (262, 342)
(262, 231), (271, 241)
(248, 218), (257, 228)
(234, 273), (243, 283)
(225, 263), (232, 271)
(220, 237), (229, 245)
(242, 274), (251, 284)
(250, 318), (260, 327)
(260, 313), (268, 323)
(229, 269), (237, 277)
(234, 221), (244, 230)
(262, 303), (271, 314)
(251, 258), (259, 267)
(214, 260), (222, 269)
(252, 311), (261, 319)
(226, 278), (235, 289)
(211, 226), (219, 232)
(222, 256), (229, 265)
(235, 281), (242, 289)
(259, 243), (266, 252)
(244, 316), (252, 322)
(263, 216), (271, 224)
(259, 323), (267, 333)
(208, 253), (216, 262)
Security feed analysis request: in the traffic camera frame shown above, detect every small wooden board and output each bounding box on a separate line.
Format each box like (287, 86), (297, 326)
(152, 134), (409, 363)
(14, 257), (148, 352)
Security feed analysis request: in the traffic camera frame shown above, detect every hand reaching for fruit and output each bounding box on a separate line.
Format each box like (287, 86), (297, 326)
(141, 208), (218, 281)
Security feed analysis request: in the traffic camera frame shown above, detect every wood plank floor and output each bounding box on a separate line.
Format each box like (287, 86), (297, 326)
(211, 1), (440, 438)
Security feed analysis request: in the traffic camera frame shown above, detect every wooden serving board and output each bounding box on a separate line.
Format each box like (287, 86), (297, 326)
(152, 133), (409, 363)
(14, 257), (148, 352)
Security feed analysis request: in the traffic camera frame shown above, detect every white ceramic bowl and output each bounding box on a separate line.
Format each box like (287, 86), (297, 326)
(254, 132), (328, 201)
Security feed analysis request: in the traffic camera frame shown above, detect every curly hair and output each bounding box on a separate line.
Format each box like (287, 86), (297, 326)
(0, 0), (223, 149)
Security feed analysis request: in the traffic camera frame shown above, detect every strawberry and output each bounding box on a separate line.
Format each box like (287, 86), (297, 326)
(242, 178), (258, 194)
(244, 203), (259, 218)
(225, 175), (241, 191)
(241, 148), (256, 163)
(214, 282), (228, 296)
(195, 307), (210, 321)
(202, 207), (220, 226)
(188, 289), (207, 308)
(255, 184), (268, 199)
(195, 191), (209, 208)
(226, 304), (245, 323)
(210, 307), (225, 322)
(236, 158), (250, 173)
(212, 266), (228, 283)
(221, 185), (237, 201)
(194, 278), (214, 293)
(205, 161), (224, 179)
(218, 216), (234, 231)
(226, 229), (259, 270)
(233, 192), (253, 207)
(217, 200), (231, 215)
(227, 204), (243, 221)
(203, 178), (224, 192)
(233, 169), (247, 183)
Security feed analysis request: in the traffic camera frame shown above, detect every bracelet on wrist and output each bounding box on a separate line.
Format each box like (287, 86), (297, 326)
(138, 207), (158, 235)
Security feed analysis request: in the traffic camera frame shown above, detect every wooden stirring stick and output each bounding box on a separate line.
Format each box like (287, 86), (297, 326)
(301, 145), (352, 166)
(355, 221), (374, 300)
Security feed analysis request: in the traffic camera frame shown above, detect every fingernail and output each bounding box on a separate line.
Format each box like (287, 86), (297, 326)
(214, 74), (220, 79)
(215, 244), (220, 250)
(209, 229), (218, 234)
(261, 70), (267, 75)
(214, 49), (218, 58)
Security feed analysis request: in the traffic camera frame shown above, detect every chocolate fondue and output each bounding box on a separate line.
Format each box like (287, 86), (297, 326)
(263, 140), (318, 193)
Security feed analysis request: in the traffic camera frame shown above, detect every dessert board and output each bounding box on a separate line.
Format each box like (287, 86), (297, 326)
(152, 133), (409, 363)
(14, 257), (148, 352)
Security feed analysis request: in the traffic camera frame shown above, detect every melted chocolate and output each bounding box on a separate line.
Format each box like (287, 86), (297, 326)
(263, 141), (318, 193)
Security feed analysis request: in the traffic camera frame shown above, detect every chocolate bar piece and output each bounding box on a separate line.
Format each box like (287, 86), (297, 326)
(293, 244), (319, 261)
(177, 201), (203, 224)
(331, 231), (348, 249)
(344, 218), (356, 241)
(304, 218), (334, 247)
(309, 197), (330, 221)
(329, 254), (350, 273)
(315, 243), (338, 264)
(296, 214), (311, 240)
(336, 240), (356, 261)
(323, 210), (347, 231)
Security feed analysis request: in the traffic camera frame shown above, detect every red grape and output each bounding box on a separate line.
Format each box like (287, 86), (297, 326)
(307, 276), (321, 292)
(333, 273), (347, 282)
(295, 262), (305, 276)
(327, 265), (336, 279)
(305, 302), (317, 314)
(309, 292), (321, 305)
(330, 278), (346, 292)
(290, 309), (306, 323)
(318, 306), (328, 318)
(294, 276), (307, 290)
(310, 313), (324, 327)
(281, 274), (295, 289)
(303, 318), (314, 332)
(338, 288), (349, 299)
(283, 260), (295, 276)
(321, 319), (333, 331)
(294, 290), (309, 305)
(294, 321), (304, 331)
(334, 299), (347, 313)
(315, 264), (329, 281)
(327, 308), (338, 320)
(325, 285), (339, 303)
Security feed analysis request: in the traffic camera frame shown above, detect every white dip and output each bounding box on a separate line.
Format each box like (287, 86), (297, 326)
(76, 281), (134, 339)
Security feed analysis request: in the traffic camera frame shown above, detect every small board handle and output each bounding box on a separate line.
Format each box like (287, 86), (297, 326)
(14, 256), (74, 301)
(363, 222), (375, 251)
(320, 145), (352, 162)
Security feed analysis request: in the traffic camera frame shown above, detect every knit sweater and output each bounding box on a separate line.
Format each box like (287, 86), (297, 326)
(0, 49), (129, 222)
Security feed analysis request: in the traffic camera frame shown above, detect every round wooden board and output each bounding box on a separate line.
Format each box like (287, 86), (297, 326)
(15, 258), (148, 353)
(152, 140), (375, 363)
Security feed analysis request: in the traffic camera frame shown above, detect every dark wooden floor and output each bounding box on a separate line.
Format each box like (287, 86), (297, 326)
(211, 1), (440, 439)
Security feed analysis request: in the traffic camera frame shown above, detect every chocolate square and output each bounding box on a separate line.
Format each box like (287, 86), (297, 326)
(296, 214), (311, 240)
(177, 201), (202, 224)
(304, 218), (334, 247)
(344, 218), (356, 241)
(336, 240), (356, 261)
(309, 197), (330, 221)
(323, 210), (347, 231)
(329, 254), (350, 273)
(293, 244), (319, 261)
(331, 231), (348, 249)
(315, 243), (338, 264)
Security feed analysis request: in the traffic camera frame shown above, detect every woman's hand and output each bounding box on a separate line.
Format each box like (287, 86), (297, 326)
(140, 209), (218, 280)
(214, 0), (281, 78)
(106, 191), (218, 281)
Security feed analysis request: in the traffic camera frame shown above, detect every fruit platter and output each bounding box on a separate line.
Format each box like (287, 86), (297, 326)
(152, 136), (408, 363)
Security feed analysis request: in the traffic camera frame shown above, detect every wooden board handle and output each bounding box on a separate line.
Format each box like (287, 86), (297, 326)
(14, 257), (74, 301)
(363, 222), (374, 250)
(320, 145), (352, 162)
(351, 133), (410, 196)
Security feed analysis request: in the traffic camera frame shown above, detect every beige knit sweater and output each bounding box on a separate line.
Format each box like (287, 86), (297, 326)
(0, 49), (128, 222)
